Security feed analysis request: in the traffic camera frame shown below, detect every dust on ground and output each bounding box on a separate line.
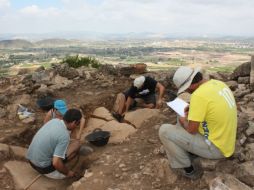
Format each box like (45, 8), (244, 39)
(0, 70), (209, 190)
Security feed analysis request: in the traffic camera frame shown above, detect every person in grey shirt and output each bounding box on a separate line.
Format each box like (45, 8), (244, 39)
(27, 109), (82, 179)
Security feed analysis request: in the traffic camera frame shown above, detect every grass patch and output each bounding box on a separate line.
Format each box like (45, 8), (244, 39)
(166, 58), (187, 66)
(41, 62), (52, 69)
(208, 66), (235, 73)
(62, 55), (101, 68)
(0, 68), (9, 76)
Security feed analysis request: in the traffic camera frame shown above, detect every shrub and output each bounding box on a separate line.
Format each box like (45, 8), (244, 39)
(62, 55), (101, 68)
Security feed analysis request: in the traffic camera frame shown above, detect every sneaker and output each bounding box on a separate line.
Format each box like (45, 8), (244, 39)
(182, 167), (203, 180)
(44, 170), (66, 179)
(112, 112), (124, 122)
(129, 100), (137, 111)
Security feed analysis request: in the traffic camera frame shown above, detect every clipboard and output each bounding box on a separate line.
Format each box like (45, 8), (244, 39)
(166, 98), (189, 117)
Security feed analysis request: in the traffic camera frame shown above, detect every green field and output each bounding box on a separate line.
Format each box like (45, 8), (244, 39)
(0, 38), (253, 75)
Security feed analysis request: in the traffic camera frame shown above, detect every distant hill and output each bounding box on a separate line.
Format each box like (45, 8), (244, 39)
(35, 39), (79, 47)
(0, 38), (80, 49)
(0, 39), (33, 49)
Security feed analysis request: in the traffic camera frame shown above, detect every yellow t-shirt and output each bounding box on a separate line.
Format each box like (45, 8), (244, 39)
(188, 79), (237, 157)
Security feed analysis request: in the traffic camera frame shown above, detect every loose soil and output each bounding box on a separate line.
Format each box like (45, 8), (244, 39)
(0, 75), (211, 190)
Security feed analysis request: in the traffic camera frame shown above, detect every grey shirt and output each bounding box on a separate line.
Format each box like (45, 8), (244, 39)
(26, 119), (70, 167)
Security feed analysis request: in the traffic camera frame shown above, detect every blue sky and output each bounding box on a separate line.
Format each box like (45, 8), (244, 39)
(1, 0), (254, 36)
(11, 0), (62, 9)
(10, 0), (103, 9)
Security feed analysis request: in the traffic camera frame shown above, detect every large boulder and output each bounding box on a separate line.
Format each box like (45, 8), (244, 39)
(4, 161), (67, 190)
(99, 64), (118, 75)
(235, 161), (254, 187)
(0, 95), (9, 106)
(238, 76), (250, 84)
(0, 143), (10, 161)
(118, 64), (136, 76)
(234, 89), (251, 99)
(237, 112), (249, 135)
(231, 62), (251, 80)
(57, 65), (80, 79)
(209, 174), (252, 190)
(9, 145), (27, 159)
(31, 71), (52, 85)
(200, 158), (219, 171)
(124, 108), (167, 129)
(226, 81), (238, 91)
(100, 63), (147, 77)
(83, 107), (136, 144)
(209, 72), (225, 81)
(86, 118), (107, 130)
(34, 66), (45, 72)
(100, 120), (136, 144)
(83, 119), (136, 144)
(92, 107), (114, 121)
(50, 74), (73, 90)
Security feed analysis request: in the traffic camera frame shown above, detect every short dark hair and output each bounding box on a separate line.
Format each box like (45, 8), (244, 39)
(63, 109), (82, 123)
(191, 72), (203, 84)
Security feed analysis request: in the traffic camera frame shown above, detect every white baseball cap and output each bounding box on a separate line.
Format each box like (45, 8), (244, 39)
(173, 66), (201, 94)
(134, 76), (145, 89)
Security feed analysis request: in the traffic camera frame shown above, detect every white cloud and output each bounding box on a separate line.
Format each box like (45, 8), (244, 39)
(20, 5), (60, 17)
(1, 0), (254, 36)
(20, 5), (40, 15)
(0, 0), (10, 8)
(0, 0), (10, 10)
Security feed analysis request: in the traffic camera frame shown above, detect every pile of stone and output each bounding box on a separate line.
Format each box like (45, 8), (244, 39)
(210, 55), (254, 189)
(1, 58), (254, 189)
(100, 63), (147, 77)
(226, 56), (254, 121)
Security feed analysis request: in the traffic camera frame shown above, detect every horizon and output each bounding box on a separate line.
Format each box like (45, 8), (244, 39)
(1, 31), (254, 41)
(0, 0), (254, 37)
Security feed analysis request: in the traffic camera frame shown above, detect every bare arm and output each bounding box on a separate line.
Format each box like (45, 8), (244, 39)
(178, 105), (199, 134)
(156, 82), (165, 108)
(77, 117), (86, 140)
(186, 120), (200, 134)
(44, 110), (52, 124)
(52, 156), (75, 177)
(179, 117), (200, 134)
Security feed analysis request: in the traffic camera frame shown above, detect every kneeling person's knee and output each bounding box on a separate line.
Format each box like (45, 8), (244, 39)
(159, 124), (177, 141)
(159, 124), (169, 139)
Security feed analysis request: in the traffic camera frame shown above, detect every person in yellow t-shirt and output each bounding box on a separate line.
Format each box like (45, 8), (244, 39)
(159, 66), (237, 180)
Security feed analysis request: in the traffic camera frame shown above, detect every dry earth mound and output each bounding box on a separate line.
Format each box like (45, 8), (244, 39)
(0, 57), (254, 190)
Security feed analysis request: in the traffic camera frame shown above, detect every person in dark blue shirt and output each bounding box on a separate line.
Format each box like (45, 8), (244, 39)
(112, 76), (165, 120)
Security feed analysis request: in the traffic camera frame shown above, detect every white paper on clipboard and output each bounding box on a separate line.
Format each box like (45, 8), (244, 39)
(167, 98), (189, 117)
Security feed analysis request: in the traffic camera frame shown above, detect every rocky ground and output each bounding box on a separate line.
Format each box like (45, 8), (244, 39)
(0, 59), (254, 190)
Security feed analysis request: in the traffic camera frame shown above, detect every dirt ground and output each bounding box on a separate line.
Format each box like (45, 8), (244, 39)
(0, 74), (211, 190)
(71, 116), (211, 190)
